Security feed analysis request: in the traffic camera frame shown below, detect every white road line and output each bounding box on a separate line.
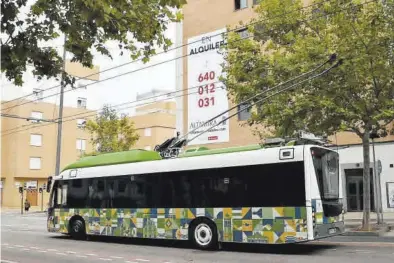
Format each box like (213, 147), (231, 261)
(6, 246), (14, 249)
(30, 246), (40, 249)
(86, 253), (97, 256)
(21, 248), (30, 251)
(67, 251), (76, 254)
(135, 259), (150, 262)
(125, 261), (139, 263)
(1, 259), (19, 263)
(99, 258), (112, 261)
(3, 243), (10, 245)
(110, 256), (123, 259)
(56, 252), (67, 256)
(354, 250), (374, 253)
(47, 249), (58, 251)
(14, 245), (24, 248)
(76, 255), (87, 258)
(38, 250), (48, 253)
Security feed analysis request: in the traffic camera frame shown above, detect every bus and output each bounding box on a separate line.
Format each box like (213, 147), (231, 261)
(46, 143), (344, 249)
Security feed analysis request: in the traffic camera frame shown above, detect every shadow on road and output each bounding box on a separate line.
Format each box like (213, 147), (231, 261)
(50, 235), (338, 255)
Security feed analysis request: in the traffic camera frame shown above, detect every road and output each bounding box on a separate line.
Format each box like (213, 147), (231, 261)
(2, 211), (394, 263)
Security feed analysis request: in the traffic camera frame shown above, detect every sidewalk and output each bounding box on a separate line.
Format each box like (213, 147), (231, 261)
(0, 206), (46, 213)
(344, 212), (394, 226)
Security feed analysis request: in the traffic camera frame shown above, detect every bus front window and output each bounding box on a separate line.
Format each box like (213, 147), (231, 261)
(311, 147), (340, 201)
(311, 147), (342, 217)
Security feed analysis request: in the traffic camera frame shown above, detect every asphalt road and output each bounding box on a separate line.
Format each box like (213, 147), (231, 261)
(2, 211), (394, 263)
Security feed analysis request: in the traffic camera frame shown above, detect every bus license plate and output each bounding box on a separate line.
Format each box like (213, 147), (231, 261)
(328, 228), (336, 234)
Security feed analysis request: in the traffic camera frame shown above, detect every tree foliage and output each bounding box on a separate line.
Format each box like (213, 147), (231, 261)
(1, 0), (186, 86)
(223, 0), (394, 229)
(85, 105), (139, 155)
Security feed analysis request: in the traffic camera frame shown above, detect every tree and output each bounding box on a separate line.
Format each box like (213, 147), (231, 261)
(223, 0), (394, 230)
(1, 0), (185, 86)
(85, 105), (140, 155)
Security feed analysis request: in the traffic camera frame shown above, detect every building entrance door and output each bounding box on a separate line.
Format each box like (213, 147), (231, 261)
(26, 189), (38, 206)
(345, 168), (375, 212)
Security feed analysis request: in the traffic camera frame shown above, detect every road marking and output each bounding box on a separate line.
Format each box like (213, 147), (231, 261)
(354, 249), (374, 253)
(14, 245), (24, 248)
(6, 246), (14, 249)
(30, 246), (40, 249)
(56, 252), (67, 256)
(99, 258), (113, 261)
(48, 249), (58, 251)
(67, 251), (76, 254)
(21, 248), (30, 251)
(110, 256), (123, 259)
(1, 260), (19, 263)
(3, 243), (9, 245)
(38, 250), (47, 253)
(86, 253), (97, 256)
(135, 259), (150, 262)
(125, 261), (139, 263)
(76, 255), (87, 258)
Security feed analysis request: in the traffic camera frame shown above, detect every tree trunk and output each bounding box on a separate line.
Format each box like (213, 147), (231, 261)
(361, 128), (371, 231)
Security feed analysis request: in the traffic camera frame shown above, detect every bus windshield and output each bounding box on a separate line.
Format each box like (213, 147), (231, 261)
(311, 147), (339, 200)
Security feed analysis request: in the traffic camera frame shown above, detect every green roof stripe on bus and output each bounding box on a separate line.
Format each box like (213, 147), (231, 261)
(179, 144), (263, 158)
(62, 150), (162, 171)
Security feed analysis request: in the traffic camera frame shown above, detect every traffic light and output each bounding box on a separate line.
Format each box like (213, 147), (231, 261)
(19, 186), (23, 193)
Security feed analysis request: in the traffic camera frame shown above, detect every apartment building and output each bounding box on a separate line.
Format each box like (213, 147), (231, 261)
(0, 61), (99, 208)
(131, 90), (177, 151)
(178, 0), (394, 213)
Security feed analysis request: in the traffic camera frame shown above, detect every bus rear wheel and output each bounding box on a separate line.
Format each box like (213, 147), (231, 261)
(70, 218), (86, 240)
(191, 219), (218, 250)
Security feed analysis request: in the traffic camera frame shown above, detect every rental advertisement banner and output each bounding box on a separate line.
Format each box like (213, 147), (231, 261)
(187, 28), (229, 145)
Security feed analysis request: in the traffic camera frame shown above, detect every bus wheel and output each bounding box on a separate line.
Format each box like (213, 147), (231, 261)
(70, 218), (86, 240)
(191, 219), (218, 250)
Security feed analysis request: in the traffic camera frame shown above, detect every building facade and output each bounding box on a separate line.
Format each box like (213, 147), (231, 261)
(179, 0), (394, 213)
(131, 90), (177, 151)
(0, 61), (99, 209)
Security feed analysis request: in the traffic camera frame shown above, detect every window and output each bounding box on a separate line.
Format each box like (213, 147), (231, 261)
(253, 0), (262, 5)
(30, 134), (42, 146)
(30, 111), (43, 123)
(77, 97), (87, 109)
(29, 157), (41, 170)
(237, 103), (251, 121)
(77, 119), (86, 128)
(144, 128), (151, 137)
(76, 139), (86, 151)
(237, 28), (250, 39)
(33, 89), (43, 100)
(235, 0), (247, 10)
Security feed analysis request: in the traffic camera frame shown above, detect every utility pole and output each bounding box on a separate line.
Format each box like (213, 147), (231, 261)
(55, 34), (67, 176)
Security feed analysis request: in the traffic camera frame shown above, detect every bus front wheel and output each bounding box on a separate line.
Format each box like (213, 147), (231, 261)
(70, 218), (86, 240)
(191, 219), (218, 250)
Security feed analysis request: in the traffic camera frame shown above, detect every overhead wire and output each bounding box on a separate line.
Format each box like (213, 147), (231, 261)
(1, 0), (376, 136)
(1, 0), (342, 111)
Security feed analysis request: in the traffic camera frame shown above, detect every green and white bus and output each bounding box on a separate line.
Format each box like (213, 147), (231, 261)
(47, 143), (344, 249)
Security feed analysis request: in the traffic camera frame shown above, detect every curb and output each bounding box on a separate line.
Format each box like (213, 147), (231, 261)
(343, 225), (391, 236)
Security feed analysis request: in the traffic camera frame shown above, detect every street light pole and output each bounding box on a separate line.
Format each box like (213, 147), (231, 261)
(55, 34), (67, 176)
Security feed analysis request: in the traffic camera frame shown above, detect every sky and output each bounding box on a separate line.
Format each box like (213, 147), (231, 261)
(1, 0), (179, 117)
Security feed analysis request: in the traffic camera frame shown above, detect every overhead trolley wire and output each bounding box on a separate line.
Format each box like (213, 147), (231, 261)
(1, 0), (343, 111)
